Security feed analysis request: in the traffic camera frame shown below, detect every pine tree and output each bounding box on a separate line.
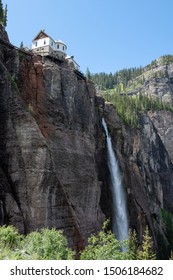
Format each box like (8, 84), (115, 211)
(0, 0), (3, 23)
(137, 226), (156, 260)
(0, 1), (7, 27)
(86, 67), (91, 80)
(80, 220), (125, 260)
(126, 229), (139, 259)
(20, 41), (24, 48)
(3, 4), (7, 27)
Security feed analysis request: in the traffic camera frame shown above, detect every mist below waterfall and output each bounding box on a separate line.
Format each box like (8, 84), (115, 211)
(102, 118), (128, 242)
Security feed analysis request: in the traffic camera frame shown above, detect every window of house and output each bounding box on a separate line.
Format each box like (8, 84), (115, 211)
(63, 46), (65, 50)
(51, 42), (53, 46)
(57, 44), (59, 49)
(44, 40), (46, 45)
(35, 41), (37, 47)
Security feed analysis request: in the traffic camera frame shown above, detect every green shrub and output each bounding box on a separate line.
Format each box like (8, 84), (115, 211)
(0, 224), (158, 260)
(0, 226), (75, 260)
(80, 221), (156, 260)
(80, 221), (127, 260)
(137, 226), (156, 260)
(125, 229), (138, 259)
(0, 225), (22, 249)
(22, 228), (75, 260)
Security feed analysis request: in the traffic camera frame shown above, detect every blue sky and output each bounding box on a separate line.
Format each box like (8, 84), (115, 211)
(4, 0), (173, 73)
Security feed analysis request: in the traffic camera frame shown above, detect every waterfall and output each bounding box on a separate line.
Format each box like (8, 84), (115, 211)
(102, 118), (128, 242)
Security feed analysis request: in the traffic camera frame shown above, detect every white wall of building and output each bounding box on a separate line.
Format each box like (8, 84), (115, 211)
(32, 37), (67, 55)
(32, 37), (51, 49)
(54, 40), (67, 54)
(31, 33), (79, 68)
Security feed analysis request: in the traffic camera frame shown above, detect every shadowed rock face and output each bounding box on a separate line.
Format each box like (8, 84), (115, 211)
(148, 111), (173, 163)
(0, 28), (105, 249)
(103, 104), (173, 251)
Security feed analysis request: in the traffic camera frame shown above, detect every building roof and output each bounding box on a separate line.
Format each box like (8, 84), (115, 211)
(32, 30), (54, 42)
(32, 31), (67, 48)
(55, 40), (67, 47)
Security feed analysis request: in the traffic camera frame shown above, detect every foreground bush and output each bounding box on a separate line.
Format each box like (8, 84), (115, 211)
(0, 226), (74, 260)
(80, 230), (125, 260)
(22, 228), (75, 260)
(80, 220), (128, 260)
(0, 224), (156, 260)
(0, 225), (22, 249)
(80, 222), (156, 260)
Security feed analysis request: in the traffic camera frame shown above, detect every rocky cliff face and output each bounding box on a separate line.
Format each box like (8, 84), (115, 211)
(0, 26), (105, 250)
(103, 104), (173, 257)
(0, 26), (173, 257)
(128, 56), (173, 104)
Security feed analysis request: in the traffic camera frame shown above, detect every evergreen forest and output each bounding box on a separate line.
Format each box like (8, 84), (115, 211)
(89, 55), (173, 127)
(90, 55), (173, 90)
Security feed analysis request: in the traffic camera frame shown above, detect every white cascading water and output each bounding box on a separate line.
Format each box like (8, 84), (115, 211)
(102, 118), (128, 242)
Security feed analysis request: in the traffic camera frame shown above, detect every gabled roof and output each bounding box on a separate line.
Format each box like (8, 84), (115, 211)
(32, 30), (54, 42)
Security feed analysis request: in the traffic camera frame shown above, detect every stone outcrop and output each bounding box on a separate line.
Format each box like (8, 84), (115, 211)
(128, 56), (173, 104)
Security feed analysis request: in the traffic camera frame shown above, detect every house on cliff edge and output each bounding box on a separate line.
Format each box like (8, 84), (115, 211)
(32, 30), (80, 70)
(32, 30), (67, 58)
